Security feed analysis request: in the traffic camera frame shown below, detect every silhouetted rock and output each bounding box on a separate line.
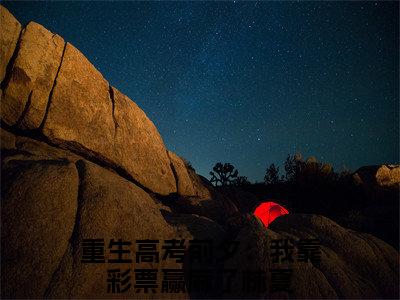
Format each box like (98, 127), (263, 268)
(353, 165), (399, 205)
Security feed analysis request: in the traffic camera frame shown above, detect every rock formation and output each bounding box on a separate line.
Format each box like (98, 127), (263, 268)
(224, 214), (399, 299)
(1, 5), (398, 299)
(353, 164), (400, 203)
(0, 6), (179, 196)
(354, 164), (400, 189)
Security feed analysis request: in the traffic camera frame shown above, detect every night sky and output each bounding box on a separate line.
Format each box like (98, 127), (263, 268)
(4, 1), (399, 182)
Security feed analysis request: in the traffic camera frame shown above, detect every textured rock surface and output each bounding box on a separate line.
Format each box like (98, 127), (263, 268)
(223, 214), (399, 299)
(187, 168), (212, 199)
(375, 165), (400, 187)
(41, 42), (116, 163)
(0, 145), (187, 298)
(1, 22), (64, 128)
(168, 151), (195, 196)
(1, 159), (79, 299)
(163, 212), (226, 241)
(112, 87), (176, 195)
(38, 42), (176, 195)
(0, 5), (21, 83)
(46, 159), (183, 299)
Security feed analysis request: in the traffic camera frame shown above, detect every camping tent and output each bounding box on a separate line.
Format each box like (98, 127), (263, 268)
(254, 201), (289, 228)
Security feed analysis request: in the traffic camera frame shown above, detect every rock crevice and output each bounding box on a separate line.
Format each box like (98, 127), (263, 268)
(15, 90), (33, 127)
(108, 85), (118, 133)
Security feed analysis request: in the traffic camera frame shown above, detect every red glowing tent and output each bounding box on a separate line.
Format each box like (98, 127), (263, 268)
(254, 201), (289, 228)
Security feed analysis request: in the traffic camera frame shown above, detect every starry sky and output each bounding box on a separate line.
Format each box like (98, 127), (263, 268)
(4, 1), (399, 182)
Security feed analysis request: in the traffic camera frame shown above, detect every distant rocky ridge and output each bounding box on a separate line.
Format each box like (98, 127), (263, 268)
(1, 5), (398, 299)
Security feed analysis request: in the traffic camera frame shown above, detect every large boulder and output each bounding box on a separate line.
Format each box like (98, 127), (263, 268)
(1, 21), (64, 128)
(46, 159), (183, 299)
(1, 158), (79, 299)
(0, 149), (188, 298)
(1, 130), (399, 298)
(0, 5), (219, 197)
(223, 214), (399, 299)
(0, 6), (178, 196)
(0, 127), (226, 298)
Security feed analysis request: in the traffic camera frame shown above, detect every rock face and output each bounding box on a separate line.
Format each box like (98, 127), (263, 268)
(46, 159), (182, 299)
(0, 5), (21, 83)
(168, 151), (196, 196)
(1, 5), (398, 299)
(40, 42), (176, 195)
(41, 42), (115, 157)
(0, 128), (223, 299)
(1, 21), (64, 128)
(1, 159), (79, 298)
(224, 214), (399, 299)
(187, 168), (213, 199)
(0, 4), (193, 196)
(111, 87), (176, 195)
